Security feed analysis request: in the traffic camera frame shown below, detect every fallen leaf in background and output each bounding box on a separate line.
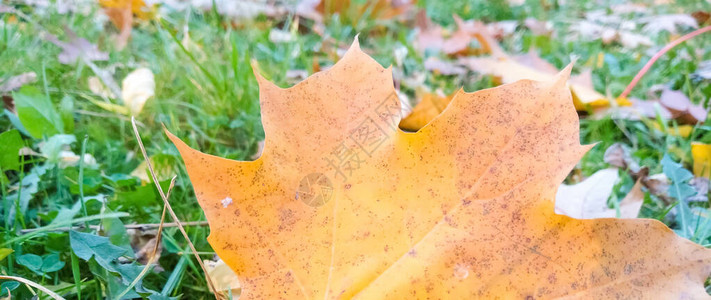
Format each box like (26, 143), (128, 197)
(688, 177), (709, 202)
(204, 257), (241, 299)
(296, 0), (323, 23)
(570, 20), (652, 49)
(692, 11), (710, 25)
(644, 173), (671, 200)
(555, 168), (617, 216)
(617, 31), (654, 49)
(604, 142), (641, 174)
(399, 89), (453, 131)
(100, 0), (150, 18)
(100, 0), (137, 49)
(640, 14), (698, 35)
(0, 72), (38, 94)
(121, 68), (155, 115)
(611, 98), (673, 121)
(127, 228), (163, 270)
(600, 144), (683, 203)
(512, 50), (559, 74)
(298, 0), (414, 26)
(652, 123), (694, 138)
(57, 150), (98, 169)
(423, 57), (466, 75)
(453, 16), (506, 57)
(413, 10), (444, 54)
(485, 20), (517, 39)
(45, 27), (109, 64)
(659, 88), (708, 124)
(86, 69), (156, 116)
(523, 18), (552, 36)
(459, 56), (609, 110)
(0, 72), (37, 112)
(555, 168), (644, 219)
(692, 142), (711, 178)
(414, 14), (504, 56)
(168, 40), (711, 298)
(441, 29), (475, 55)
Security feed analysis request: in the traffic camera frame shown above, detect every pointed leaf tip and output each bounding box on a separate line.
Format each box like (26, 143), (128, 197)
(251, 60), (279, 90)
(352, 34), (361, 49)
(556, 62), (574, 82)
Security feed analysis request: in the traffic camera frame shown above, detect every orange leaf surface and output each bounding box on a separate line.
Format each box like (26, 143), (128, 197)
(167, 40), (711, 298)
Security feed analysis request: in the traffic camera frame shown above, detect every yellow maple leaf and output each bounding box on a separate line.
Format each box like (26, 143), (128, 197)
(168, 40), (711, 298)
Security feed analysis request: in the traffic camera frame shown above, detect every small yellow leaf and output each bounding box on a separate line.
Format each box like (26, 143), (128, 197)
(651, 122), (693, 138)
(0, 248), (13, 261)
(692, 142), (711, 178)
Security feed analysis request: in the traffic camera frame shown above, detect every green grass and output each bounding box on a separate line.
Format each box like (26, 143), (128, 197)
(0, 0), (710, 298)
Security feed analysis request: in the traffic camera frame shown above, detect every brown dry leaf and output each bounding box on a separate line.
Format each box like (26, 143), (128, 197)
(453, 16), (506, 57)
(413, 10), (444, 54)
(659, 88), (708, 124)
(100, 0), (153, 49)
(414, 14), (503, 57)
(128, 228), (163, 269)
(692, 11), (710, 25)
(555, 168), (643, 219)
(399, 90), (454, 132)
(168, 40), (711, 298)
